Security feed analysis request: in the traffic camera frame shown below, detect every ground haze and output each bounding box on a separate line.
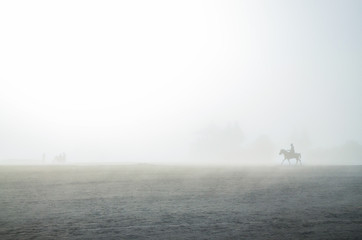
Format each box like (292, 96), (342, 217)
(1, 165), (361, 239)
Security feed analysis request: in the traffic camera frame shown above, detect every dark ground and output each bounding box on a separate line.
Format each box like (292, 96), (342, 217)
(0, 165), (361, 239)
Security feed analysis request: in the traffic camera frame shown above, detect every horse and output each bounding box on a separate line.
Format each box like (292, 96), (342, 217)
(279, 149), (302, 165)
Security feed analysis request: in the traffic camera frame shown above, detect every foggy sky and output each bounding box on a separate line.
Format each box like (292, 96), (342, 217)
(0, 0), (361, 163)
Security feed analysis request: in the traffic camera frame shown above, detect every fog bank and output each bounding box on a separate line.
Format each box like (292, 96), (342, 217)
(0, 1), (361, 165)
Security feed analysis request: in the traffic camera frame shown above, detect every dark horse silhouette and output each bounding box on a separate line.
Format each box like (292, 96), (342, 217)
(279, 149), (302, 165)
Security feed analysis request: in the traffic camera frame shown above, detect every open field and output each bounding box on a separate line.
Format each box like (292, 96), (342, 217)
(0, 165), (361, 239)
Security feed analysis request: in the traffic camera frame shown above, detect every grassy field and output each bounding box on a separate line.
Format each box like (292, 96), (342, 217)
(0, 165), (361, 239)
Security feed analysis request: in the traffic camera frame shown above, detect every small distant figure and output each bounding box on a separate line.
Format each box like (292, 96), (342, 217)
(289, 143), (295, 154)
(53, 152), (66, 164)
(279, 144), (301, 165)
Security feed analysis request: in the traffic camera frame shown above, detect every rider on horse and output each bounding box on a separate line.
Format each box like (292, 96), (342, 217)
(289, 144), (295, 154)
(280, 144), (302, 165)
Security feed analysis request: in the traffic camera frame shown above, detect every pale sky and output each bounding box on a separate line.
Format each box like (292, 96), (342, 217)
(0, 0), (361, 163)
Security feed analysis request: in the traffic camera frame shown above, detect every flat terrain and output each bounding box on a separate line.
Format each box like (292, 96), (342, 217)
(0, 165), (361, 239)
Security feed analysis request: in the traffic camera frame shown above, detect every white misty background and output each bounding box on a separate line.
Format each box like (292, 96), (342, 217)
(0, 0), (361, 164)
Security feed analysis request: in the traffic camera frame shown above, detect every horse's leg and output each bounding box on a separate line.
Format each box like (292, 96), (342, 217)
(281, 156), (287, 165)
(297, 154), (302, 166)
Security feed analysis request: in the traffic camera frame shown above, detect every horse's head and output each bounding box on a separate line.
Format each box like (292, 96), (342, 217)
(279, 149), (284, 155)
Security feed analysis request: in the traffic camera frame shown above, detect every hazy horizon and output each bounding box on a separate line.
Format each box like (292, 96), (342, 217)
(1, 0), (361, 164)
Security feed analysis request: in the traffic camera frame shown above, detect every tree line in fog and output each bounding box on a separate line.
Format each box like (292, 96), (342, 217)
(189, 123), (362, 165)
